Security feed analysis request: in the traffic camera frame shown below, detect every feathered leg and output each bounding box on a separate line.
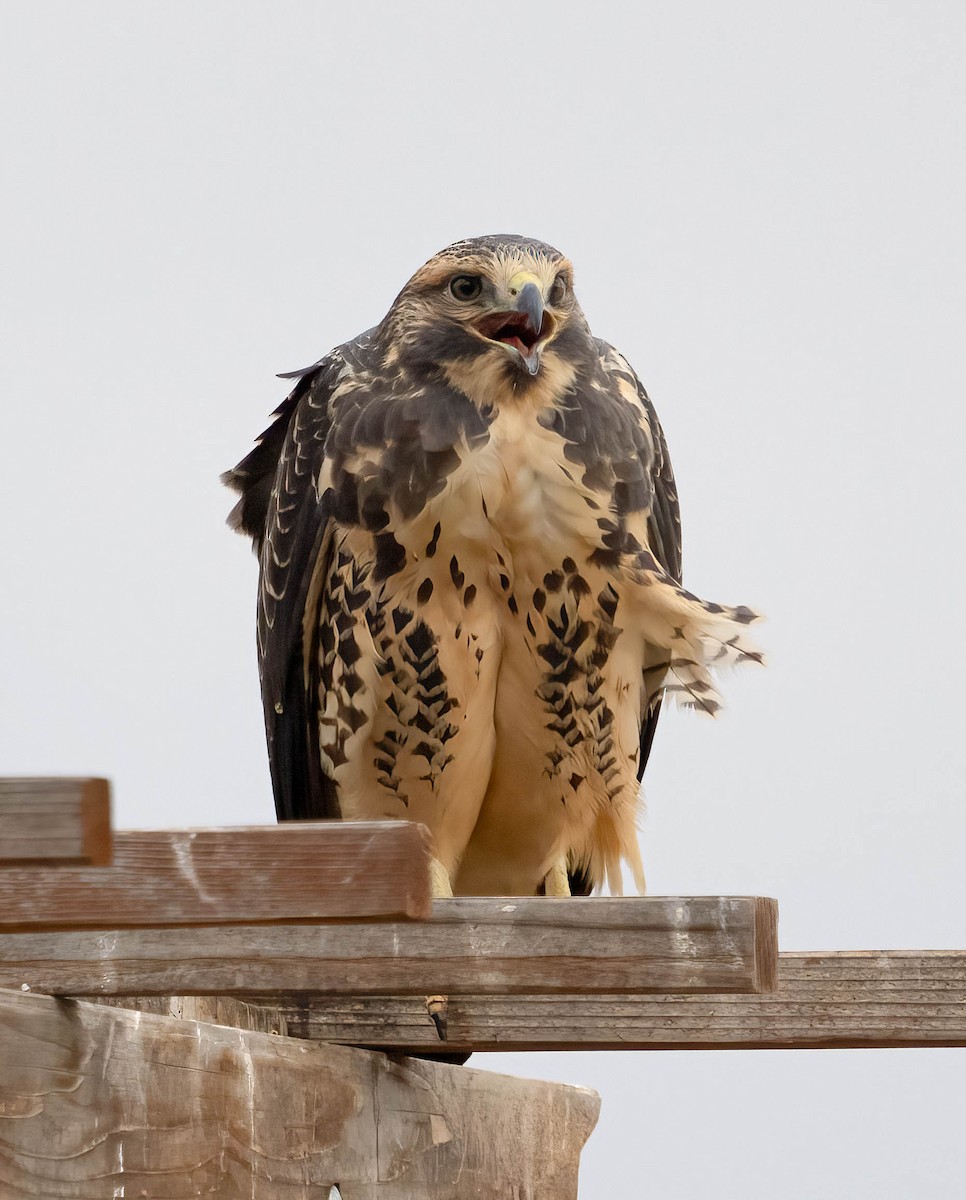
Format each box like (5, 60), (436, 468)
(543, 859), (572, 896)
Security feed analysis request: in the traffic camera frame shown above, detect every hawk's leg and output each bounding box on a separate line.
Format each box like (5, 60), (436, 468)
(543, 859), (572, 897)
(430, 856), (454, 898)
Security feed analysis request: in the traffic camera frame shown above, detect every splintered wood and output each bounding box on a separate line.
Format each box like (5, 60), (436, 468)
(0, 896), (778, 997)
(0, 821), (433, 926)
(0, 987), (599, 1200)
(0, 777), (112, 866)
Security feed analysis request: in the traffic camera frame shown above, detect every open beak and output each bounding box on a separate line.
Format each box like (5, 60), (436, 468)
(475, 278), (550, 376)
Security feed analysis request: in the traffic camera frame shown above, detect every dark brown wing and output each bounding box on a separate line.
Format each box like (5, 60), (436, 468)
(222, 347), (351, 821)
(634, 374), (683, 783)
(565, 346), (683, 895)
(593, 347), (683, 785)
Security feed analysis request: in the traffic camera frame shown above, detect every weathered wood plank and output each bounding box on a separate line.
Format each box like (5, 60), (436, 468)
(0, 896), (778, 996)
(0, 821), (432, 926)
(0, 986), (599, 1200)
(94, 992), (294, 1035)
(0, 777), (112, 866)
(231, 951), (965, 1052)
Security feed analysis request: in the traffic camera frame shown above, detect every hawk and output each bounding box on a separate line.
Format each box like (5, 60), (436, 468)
(224, 234), (760, 898)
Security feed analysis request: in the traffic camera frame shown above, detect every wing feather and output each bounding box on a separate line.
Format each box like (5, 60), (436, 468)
(597, 345), (683, 784)
(222, 349), (352, 820)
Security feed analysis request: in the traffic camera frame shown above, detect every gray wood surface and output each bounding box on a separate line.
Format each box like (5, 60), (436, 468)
(0, 777), (112, 866)
(0, 821), (432, 925)
(0, 896), (778, 996)
(214, 951), (963, 1052)
(94, 992), (294, 1035)
(0, 986), (599, 1200)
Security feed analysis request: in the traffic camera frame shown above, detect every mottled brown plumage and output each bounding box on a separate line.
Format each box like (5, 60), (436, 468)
(224, 235), (761, 897)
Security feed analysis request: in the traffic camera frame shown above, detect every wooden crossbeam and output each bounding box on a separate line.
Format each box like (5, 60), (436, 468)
(0, 896), (777, 997)
(0, 778), (112, 866)
(215, 951), (962, 1052)
(0, 822), (432, 926)
(0, 987), (599, 1199)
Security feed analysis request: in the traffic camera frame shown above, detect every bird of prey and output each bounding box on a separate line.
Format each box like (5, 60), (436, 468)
(224, 234), (760, 898)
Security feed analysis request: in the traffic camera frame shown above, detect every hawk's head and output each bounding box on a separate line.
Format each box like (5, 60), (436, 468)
(384, 235), (586, 385)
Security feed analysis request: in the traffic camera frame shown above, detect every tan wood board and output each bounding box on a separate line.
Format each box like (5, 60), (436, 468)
(223, 950), (965, 1051)
(0, 777), (112, 866)
(0, 986), (599, 1200)
(1, 896), (778, 996)
(0, 821), (432, 925)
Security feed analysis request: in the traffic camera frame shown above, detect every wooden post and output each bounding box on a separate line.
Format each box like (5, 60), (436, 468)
(0, 987), (599, 1200)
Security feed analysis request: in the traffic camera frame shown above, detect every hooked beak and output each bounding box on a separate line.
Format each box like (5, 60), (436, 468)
(474, 276), (550, 376)
(513, 282), (545, 356)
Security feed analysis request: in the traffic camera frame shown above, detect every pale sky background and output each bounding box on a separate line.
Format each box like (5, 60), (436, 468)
(2, 2), (964, 1195)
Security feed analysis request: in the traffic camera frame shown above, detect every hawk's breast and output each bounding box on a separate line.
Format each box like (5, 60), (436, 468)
(407, 396), (651, 895)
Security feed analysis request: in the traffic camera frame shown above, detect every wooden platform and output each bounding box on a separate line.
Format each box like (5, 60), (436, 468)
(0, 821), (433, 925)
(0, 784), (779, 1002)
(2, 776), (963, 1199)
(220, 950), (964, 1053)
(1, 895), (778, 997)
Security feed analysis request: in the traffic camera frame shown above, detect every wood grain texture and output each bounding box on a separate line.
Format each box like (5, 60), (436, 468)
(0, 896), (778, 996)
(0, 821), (432, 926)
(94, 993), (294, 1034)
(0, 777), (112, 866)
(0, 987), (599, 1200)
(237, 951), (966, 1052)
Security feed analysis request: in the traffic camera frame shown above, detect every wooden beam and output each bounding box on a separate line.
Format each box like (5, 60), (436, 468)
(94, 992), (295, 1035)
(210, 951), (963, 1052)
(0, 896), (778, 996)
(0, 821), (432, 926)
(0, 777), (111, 866)
(0, 986), (599, 1200)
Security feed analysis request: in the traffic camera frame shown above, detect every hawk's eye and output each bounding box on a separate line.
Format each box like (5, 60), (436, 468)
(449, 275), (483, 301)
(548, 273), (568, 306)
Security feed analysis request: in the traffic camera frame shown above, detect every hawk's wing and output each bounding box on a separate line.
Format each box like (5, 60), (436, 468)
(562, 342), (682, 896)
(637, 373), (682, 783)
(600, 344), (683, 783)
(223, 342), (362, 821)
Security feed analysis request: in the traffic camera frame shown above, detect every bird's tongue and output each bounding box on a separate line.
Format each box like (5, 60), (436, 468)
(477, 311), (543, 375)
(495, 331), (540, 376)
(510, 338), (541, 376)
